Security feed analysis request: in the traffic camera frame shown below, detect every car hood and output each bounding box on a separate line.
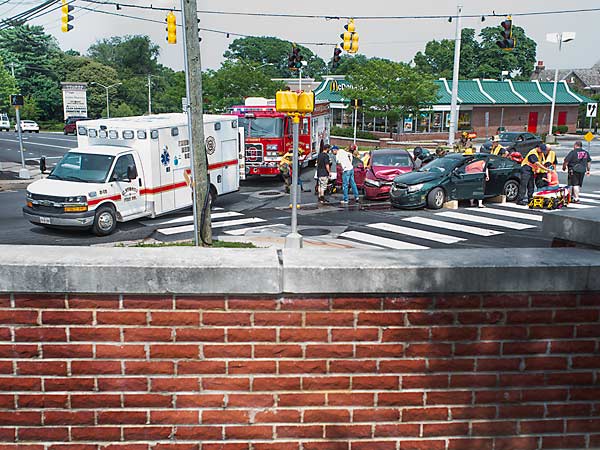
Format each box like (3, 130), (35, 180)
(370, 165), (412, 181)
(26, 178), (105, 197)
(393, 171), (442, 185)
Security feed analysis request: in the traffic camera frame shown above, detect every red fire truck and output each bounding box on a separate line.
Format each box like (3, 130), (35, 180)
(229, 97), (331, 176)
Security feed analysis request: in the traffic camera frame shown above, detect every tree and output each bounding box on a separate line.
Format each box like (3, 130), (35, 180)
(112, 103), (135, 118)
(202, 60), (286, 113)
(330, 54), (369, 75)
(223, 36), (326, 79)
(0, 57), (16, 113)
(88, 35), (160, 77)
(342, 59), (439, 137)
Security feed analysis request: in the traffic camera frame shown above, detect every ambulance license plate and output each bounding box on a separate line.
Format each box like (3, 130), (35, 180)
(39, 217), (51, 225)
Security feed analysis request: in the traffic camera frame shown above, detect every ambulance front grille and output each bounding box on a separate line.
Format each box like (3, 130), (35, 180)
(245, 143), (263, 165)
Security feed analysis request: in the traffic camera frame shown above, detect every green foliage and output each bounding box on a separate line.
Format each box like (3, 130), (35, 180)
(88, 35), (159, 77)
(331, 126), (377, 140)
(0, 57), (16, 112)
(112, 103), (135, 118)
(552, 125), (569, 134)
(330, 54), (369, 75)
(12, 95), (41, 121)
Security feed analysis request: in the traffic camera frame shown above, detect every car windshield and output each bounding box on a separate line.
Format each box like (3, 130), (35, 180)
(419, 157), (460, 174)
(48, 152), (114, 183)
(238, 117), (283, 138)
(498, 133), (519, 142)
(371, 152), (412, 167)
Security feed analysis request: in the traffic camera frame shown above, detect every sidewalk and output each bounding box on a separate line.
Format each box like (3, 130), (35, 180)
(0, 161), (44, 191)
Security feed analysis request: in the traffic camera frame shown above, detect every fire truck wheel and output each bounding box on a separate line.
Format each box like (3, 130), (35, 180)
(92, 205), (117, 236)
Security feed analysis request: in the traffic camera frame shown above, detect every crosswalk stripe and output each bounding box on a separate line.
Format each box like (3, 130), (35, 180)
(402, 217), (502, 237)
(224, 224), (281, 236)
(475, 207), (543, 222)
(340, 231), (430, 250)
(142, 211), (241, 227)
(579, 198), (600, 204)
(497, 203), (530, 210)
(579, 193), (600, 199)
(367, 222), (465, 244)
(157, 217), (265, 236)
(436, 211), (536, 230)
(568, 203), (594, 209)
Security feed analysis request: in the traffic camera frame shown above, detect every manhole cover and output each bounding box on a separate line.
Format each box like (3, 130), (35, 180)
(299, 228), (331, 237)
(258, 190), (283, 197)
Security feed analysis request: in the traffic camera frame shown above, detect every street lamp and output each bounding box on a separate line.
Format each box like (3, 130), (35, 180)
(249, 62), (275, 71)
(546, 32), (576, 143)
(90, 81), (122, 118)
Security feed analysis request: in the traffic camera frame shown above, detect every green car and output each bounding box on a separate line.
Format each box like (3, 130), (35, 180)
(390, 153), (521, 209)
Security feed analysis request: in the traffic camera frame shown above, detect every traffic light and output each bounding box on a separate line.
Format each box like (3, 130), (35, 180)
(332, 46), (342, 69)
(166, 11), (177, 44)
(61, 0), (74, 33)
(496, 16), (515, 50)
(340, 19), (359, 54)
(288, 44), (303, 70)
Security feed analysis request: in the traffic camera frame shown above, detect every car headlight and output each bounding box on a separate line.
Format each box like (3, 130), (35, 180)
(65, 195), (87, 204)
(26, 191), (32, 201)
(266, 144), (278, 151)
(364, 178), (381, 188)
(407, 183), (424, 193)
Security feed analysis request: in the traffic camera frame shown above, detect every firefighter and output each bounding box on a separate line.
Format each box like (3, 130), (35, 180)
(453, 131), (473, 153)
(279, 150), (293, 194)
(545, 145), (557, 166)
(516, 144), (549, 205)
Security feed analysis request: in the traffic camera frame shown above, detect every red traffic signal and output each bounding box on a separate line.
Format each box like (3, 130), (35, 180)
(496, 16), (515, 50)
(332, 47), (342, 67)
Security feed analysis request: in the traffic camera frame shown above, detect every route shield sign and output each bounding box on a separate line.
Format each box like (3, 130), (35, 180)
(586, 103), (598, 118)
(584, 131), (595, 142)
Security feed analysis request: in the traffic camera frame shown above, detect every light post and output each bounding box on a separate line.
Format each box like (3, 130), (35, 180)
(298, 60), (308, 91)
(448, 4), (462, 146)
(546, 32), (576, 143)
(90, 82), (122, 118)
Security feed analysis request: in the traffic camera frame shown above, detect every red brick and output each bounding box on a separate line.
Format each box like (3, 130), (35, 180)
(332, 328), (379, 342)
(14, 295), (65, 308)
(152, 445), (198, 450)
(355, 344), (404, 358)
(566, 418), (600, 432)
(476, 358), (521, 372)
(175, 297), (225, 310)
(97, 311), (147, 325)
(18, 427), (69, 441)
(329, 360), (377, 373)
(551, 340), (596, 353)
(71, 427), (122, 441)
(571, 388), (600, 401)
(499, 405), (544, 418)
(328, 393), (374, 406)
(431, 327), (478, 341)
(494, 437), (539, 450)
(255, 345), (302, 358)
(150, 344), (198, 359)
(70, 394), (120, 408)
(228, 298), (278, 310)
(480, 326), (528, 340)
(547, 372), (593, 386)
(123, 327), (173, 342)
(176, 328), (224, 342)
(428, 359), (475, 372)
(525, 357), (567, 370)
(520, 419), (563, 434)
(224, 425), (272, 439)
(436, 294), (481, 309)
(531, 293), (578, 307)
(378, 392), (423, 406)
(18, 394), (65, 409)
(97, 377), (147, 392)
(254, 409), (300, 423)
(279, 360), (326, 374)
(451, 374), (497, 388)
(403, 407), (448, 422)
(43, 344), (92, 358)
(202, 377), (249, 391)
(455, 343), (500, 356)
(577, 324), (600, 337)
(278, 393), (326, 407)
(179, 361), (226, 374)
(482, 294), (529, 309)
(44, 411), (94, 425)
(98, 410), (146, 425)
(542, 436), (587, 449)
(176, 394), (224, 408)
(0, 296), (10, 307)
(403, 375), (448, 389)
(529, 326), (574, 339)
(457, 311), (503, 325)
(48, 446), (98, 450)
(383, 296), (433, 310)
(254, 313), (302, 326)
(0, 311), (38, 325)
(554, 309), (599, 323)
(122, 426), (173, 440)
(498, 374), (545, 387)
(358, 312), (405, 326)
(572, 356), (600, 369)
(67, 295), (119, 308)
(326, 425), (370, 438)
(303, 409), (350, 423)
(427, 391), (472, 405)
(472, 421), (516, 435)
(374, 423), (419, 437)
(306, 312), (354, 326)
(521, 388), (567, 402)
(69, 327), (120, 342)
(17, 361), (65, 376)
(0, 413), (38, 429)
(96, 344), (146, 359)
(0, 344), (38, 358)
(227, 328), (276, 342)
(303, 376), (349, 390)
(150, 311), (199, 326)
(202, 312), (251, 326)
(280, 297), (329, 310)
(0, 446), (42, 450)
(227, 394), (273, 407)
(124, 394), (172, 408)
(0, 379), (37, 393)
(400, 440), (446, 450)
(152, 378), (199, 392)
(406, 343), (451, 357)
(332, 297), (381, 310)
(151, 410), (199, 424)
(0, 427), (15, 442)
(408, 312), (454, 325)
(352, 376), (399, 390)
(451, 407), (496, 420)
(173, 426), (222, 441)
(277, 425), (322, 438)
(71, 361), (121, 375)
(122, 295), (173, 309)
(507, 310), (553, 324)
(42, 311), (92, 325)
(280, 328), (328, 342)
(379, 360), (427, 374)
(45, 378), (94, 392)
(228, 360), (276, 374)
(305, 345), (351, 359)
(204, 345), (251, 358)
(15, 328), (66, 342)
(125, 361), (174, 375)
(254, 444), (299, 450)
(353, 408), (399, 422)
(202, 445), (247, 450)
(547, 403), (592, 417)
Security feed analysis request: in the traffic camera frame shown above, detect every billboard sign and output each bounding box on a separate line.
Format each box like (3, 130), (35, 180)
(61, 82), (88, 119)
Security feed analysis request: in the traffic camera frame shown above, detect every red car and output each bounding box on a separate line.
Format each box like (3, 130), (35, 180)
(63, 116), (91, 135)
(362, 148), (415, 200)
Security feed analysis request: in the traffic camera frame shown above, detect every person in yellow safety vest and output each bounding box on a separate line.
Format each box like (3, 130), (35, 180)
(490, 140), (509, 157)
(516, 144), (550, 205)
(545, 145), (557, 166)
(279, 150), (294, 193)
(453, 131), (473, 153)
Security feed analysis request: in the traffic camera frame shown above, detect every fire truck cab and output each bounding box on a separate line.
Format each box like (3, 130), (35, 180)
(229, 97), (330, 176)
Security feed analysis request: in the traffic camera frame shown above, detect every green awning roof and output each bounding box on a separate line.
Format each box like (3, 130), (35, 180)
(538, 81), (585, 104)
(433, 80), (452, 104)
(511, 81), (550, 104)
(480, 80), (524, 104)
(447, 80), (494, 104)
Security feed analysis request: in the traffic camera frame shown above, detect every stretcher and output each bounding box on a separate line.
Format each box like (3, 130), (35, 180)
(528, 185), (571, 210)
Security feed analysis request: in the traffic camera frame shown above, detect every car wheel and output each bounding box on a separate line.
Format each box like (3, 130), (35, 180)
(92, 205), (117, 236)
(503, 179), (520, 202)
(426, 187), (445, 210)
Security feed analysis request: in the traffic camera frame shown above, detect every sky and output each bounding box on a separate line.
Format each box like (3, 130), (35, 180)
(2, 0), (599, 73)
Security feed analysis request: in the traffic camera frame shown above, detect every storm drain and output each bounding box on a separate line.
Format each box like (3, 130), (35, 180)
(257, 190), (282, 197)
(299, 228), (331, 237)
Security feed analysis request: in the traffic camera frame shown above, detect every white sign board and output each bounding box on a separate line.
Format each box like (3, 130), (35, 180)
(61, 82), (88, 120)
(586, 103), (598, 118)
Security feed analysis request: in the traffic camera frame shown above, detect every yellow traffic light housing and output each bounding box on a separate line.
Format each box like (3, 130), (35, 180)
(276, 91), (299, 113)
(166, 11), (177, 44)
(61, 0), (74, 33)
(297, 91), (315, 114)
(340, 19), (358, 54)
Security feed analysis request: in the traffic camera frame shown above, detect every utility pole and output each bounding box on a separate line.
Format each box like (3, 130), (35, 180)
(147, 74), (152, 115)
(10, 62), (15, 78)
(181, 0), (211, 245)
(448, 5), (462, 146)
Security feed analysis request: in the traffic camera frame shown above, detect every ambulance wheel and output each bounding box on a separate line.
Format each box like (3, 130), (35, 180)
(92, 205), (117, 236)
(503, 179), (519, 202)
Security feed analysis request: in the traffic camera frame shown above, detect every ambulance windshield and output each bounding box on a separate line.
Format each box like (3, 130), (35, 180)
(239, 117), (283, 138)
(48, 152), (115, 183)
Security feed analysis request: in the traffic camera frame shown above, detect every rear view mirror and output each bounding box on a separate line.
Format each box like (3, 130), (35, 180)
(127, 165), (138, 180)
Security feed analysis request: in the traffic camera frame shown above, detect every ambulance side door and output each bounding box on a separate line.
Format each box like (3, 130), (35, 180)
(109, 152), (146, 218)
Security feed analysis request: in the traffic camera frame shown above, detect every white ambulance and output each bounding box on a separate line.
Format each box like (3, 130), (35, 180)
(23, 113), (244, 236)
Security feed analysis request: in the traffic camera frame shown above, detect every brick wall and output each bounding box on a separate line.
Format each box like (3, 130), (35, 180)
(0, 292), (598, 450)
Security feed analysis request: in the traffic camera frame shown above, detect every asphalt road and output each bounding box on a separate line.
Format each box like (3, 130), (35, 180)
(0, 131), (77, 166)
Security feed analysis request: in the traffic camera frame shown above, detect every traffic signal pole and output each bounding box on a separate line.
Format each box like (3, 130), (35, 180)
(181, 0), (211, 246)
(285, 114), (302, 249)
(448, 5), (462, 147)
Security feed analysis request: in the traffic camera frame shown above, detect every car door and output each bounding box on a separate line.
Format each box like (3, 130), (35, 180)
(484, 155), (511, 196)
(453, 157), (485, 200)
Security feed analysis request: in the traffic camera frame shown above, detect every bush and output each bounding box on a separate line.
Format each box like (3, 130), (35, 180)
(331, 126), (377, 141)
(552, 125), (568, 134)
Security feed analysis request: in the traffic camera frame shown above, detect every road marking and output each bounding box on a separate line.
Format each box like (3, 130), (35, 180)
(34, 136), (77, 143)
(340, 231), (429, 250)
(402, 216), (502, 237)
(436, 211), (536, 230)
(579, 198), (600, 204)
(567, 203), (594, 209)
(474, 207), (543, 222)
(157, 217), (265, 236)
(367, 222), (465, 244)
(579, 193), (600, 199)
(224, 224), (281, 235)
(0, 139), (70, 149)
(142, 211), (241, 226)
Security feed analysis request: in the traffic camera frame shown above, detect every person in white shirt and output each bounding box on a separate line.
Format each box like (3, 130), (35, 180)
(336, 145), (360, 204)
